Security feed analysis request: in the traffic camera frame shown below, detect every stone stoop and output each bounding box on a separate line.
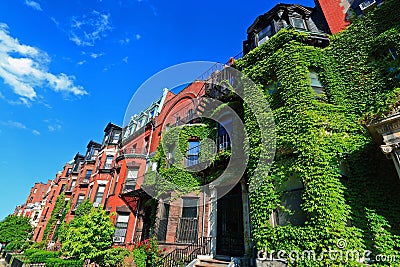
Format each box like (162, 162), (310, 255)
(188, 258), (233, 267)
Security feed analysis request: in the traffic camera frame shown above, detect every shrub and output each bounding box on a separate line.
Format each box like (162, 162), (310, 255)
(132, 238), (161, 267)
(27, 250), (59, 263)
(45, 258), (83, 267)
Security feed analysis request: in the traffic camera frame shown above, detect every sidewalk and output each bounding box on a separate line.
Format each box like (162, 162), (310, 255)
(0, 259), (6, 267)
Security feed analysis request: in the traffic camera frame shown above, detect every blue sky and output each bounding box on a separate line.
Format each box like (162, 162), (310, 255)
(0, 0), (315, 219)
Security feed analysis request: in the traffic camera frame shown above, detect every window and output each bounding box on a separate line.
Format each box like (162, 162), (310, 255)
(182, 198), (198, 218)
(84, 170), (92, 181)
(276, 175), (305, 226)
(33, 188), (37, 194)
(60, 184), (66, 193)
(186, 141), (200, 167)
(218, 118), (233, 151)
(292, 17), (306, 30)
(124, 168), (139, 192)
(310, 72), (324, 95)
(94, 185), (106, 204)
(177, 198), (198, 243)
(176, 116), (181, 126)
(66, 168), (72, 177)
(75, 194), (85, 209)
(157, 202), (170, 242)
(104, 155), (113, 169)
(112, 132), (120, 144)
(257, 25), (272, 46)
(70, 179), (76, 191)
(165, 124), (170, 132)
(86, 148), (98, 160)
(114, 213), (130, 243)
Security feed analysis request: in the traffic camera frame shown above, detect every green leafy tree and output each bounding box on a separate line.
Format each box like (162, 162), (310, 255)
(61, 206), (115, 263)
(0, 215), (33, 250)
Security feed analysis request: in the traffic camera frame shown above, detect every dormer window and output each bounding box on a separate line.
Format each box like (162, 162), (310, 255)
(310, 72), (324, 95)
(257, 25), (272, 46)
(292, 17), (306, 30)
(112, 132), (120, 144)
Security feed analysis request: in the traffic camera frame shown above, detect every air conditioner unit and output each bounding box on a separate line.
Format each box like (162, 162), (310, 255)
(113, 236), (125, 243)
(359, 0), (376, 10)
(93, 203), (100, 208)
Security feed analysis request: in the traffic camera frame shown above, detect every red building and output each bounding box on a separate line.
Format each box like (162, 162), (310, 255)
(32, 163), (71, 242)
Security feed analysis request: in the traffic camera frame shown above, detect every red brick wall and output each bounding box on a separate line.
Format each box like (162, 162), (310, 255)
(316, 0), (350, 34)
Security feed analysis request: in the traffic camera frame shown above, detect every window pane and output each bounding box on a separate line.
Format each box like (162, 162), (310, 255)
(292, 18), (306, 29)
(127, 169), (139, 179)
(117, 214), (130, 223)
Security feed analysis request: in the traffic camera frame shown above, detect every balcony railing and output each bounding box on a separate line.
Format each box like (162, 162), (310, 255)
(217, 133), (231, 152)
(119, 147), (147, 157)
(121, 175), (145, 194)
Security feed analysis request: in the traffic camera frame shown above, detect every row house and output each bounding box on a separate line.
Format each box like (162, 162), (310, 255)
(106, 88), (170, 246)
(32, 163), (71, 242)
(243, 3), (330, 54)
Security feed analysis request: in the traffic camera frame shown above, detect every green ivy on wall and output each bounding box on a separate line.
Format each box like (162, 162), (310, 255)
(234, 0), (400, 265)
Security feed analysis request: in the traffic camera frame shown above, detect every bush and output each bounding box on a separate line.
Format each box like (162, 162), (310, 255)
(45, 258), (83, 267)
(27, 250), (59, 263)
(99, 247), (131, 267)
(24, 248), (43, 257)
(132, 238), (161, 267)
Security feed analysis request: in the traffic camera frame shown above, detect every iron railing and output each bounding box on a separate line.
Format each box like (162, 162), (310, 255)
(217, 133), (231, 152)
(157, 236), (212, 267)
(119, 147), (147, 156)
(176, 218), (198, 243)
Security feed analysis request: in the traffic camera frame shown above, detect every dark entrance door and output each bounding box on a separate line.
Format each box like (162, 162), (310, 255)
(216, 184), (244, 257)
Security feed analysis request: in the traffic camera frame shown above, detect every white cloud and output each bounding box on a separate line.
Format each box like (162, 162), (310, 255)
(0, 23), (87, 104)
(77, 60), (86, 65)
(32, 129), (40, 135)
(122, 56), (128, 63)
(119, 37), (130, 45)
(0, 120), (27, 129)
(69, 10), (113, 47)
(48, 124), (62, 132)
(24, 0), (42, 11)
(135, 34), (141, 40)
(90, 52), (104, 59)
(50, 17), (59, 27)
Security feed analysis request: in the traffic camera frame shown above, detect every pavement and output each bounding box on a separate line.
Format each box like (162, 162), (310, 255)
(0, 259), (6, 267)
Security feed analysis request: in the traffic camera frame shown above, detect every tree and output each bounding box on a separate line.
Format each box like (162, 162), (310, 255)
(61, 205), (115, 263)
(0, 215), (33, 250)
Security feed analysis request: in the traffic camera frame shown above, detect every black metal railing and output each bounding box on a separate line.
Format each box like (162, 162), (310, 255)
(157, 236), (212, 267)
(217, 133), (231, 152)
(176, 218), (198, 243)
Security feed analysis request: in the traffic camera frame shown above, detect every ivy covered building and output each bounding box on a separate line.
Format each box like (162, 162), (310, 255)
(13, 0), (400, 266)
